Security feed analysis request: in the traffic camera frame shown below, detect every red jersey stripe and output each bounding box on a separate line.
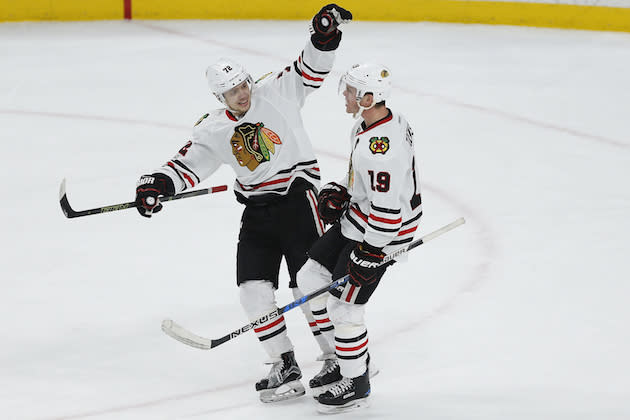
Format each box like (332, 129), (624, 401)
(307, 189), (325, 235)
(398, 226), (418, 236)
(369, 213), (402, 224)
(351, 207), (368, 222)
(336, 338), (368, 352)
(345, 284), (355, 302)
(254, 316), (285, 333)
(253, 176), (292, 189)
(298, 56), (324, 82)
(167, 162), (196, 187)
(182, 173), (195, 187)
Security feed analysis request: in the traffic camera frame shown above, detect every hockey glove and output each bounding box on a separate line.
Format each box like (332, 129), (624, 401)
(310, 4), (352, 51)
(317, 182), (350, 224)
(135, 173), (175, 218)
(347, 242), (387, 287)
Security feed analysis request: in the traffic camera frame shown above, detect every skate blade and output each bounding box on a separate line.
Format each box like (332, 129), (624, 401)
(259, 380), (306, 403)
(317, 396), (370, 414)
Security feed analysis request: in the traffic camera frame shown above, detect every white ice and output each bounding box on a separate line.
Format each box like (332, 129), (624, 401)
(1, 18), (629, 420)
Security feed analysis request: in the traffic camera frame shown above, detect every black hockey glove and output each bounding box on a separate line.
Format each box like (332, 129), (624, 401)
(310, 4), (352, 51)
(317, 182), (350, 224)
(347, 242), (387, 287)
(135, 173), (175, 218)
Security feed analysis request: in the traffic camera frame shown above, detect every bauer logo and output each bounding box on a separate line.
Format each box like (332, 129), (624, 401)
(137, 176), (154, 186)
(369, 137), (389, 154)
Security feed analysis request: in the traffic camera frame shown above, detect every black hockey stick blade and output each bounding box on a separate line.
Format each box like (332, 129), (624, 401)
(161, 217), (466, 350)
(59, 178), (228, 219)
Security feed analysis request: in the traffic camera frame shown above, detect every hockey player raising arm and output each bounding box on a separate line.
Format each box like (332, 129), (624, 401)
(133, 4), (352, 404)
(297, 63), (423, 414)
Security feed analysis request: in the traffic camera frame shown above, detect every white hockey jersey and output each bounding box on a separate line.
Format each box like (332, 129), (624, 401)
(154, 41), (336, 201)
(340, 110), (423, 254)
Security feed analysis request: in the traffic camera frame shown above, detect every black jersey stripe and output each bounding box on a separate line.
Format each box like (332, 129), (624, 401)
(388, 237), (414, 246)
(238, 175), (317, 191)
(239, 161), (318, 187)
(345, 212), (366, 234)
(370, 203), (401, 214)
(166, 164), (187, 189)
(337, 349), (368, 360)
(295, 59), (323, 88)
(302, 171), (321, 180)
(172, 159), (201, 183)
(367, 222), (400, 233)
(335, 331), (368, 343)
(256, 187), (289, 194)
(257, 325), (287, 342)
(300, 51), (330, 75)
(402, 211), (423, 226)
(275, 159), (319, 175)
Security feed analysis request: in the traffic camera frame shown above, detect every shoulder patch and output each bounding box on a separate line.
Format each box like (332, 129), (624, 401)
(194, 113), (209, 127)
(369, 137), (390, 155)
(255, 72), (273, 84)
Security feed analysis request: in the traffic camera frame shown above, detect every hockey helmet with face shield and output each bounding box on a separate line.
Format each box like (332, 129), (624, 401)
(205, 58), (253, 105)
(338, 63), (393, 106)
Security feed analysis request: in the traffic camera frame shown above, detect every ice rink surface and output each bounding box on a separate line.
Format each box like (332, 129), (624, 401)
(1, 18), (629, 420)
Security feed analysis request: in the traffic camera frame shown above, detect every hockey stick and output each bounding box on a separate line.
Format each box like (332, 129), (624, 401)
(161, 217), (466, 350)
(59, 178), (228, 219)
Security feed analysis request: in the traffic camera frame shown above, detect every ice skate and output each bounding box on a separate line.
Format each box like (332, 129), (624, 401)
(311, 353), (379, 399)
(316, 369), (371, 414)
(255, 351), (305, 403)
(309, 354), (341, 398)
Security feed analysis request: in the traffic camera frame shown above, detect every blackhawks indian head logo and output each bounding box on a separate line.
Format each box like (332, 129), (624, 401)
(230, 122), (282, 171)
(369, 137), (390, 154)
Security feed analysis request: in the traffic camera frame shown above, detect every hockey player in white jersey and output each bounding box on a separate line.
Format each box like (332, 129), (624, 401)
(297, 63), (422, 413)
(133, 4), (352, 403)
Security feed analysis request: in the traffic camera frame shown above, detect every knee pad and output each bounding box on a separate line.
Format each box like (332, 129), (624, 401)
(328, 298), (365, 328)
(291, 287), (312, 316)
(239, 280), (276, 319)
(296, 259), (333, 311)
(296, 259), (332, 294)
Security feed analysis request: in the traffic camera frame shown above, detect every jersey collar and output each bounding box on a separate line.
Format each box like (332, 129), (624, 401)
(225, 110), (238, 121)
(357, 109), (392, 135)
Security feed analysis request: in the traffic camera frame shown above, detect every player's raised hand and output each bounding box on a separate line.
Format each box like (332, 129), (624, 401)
(312, 4), (352, 35)
(310, 4), (352, 51)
